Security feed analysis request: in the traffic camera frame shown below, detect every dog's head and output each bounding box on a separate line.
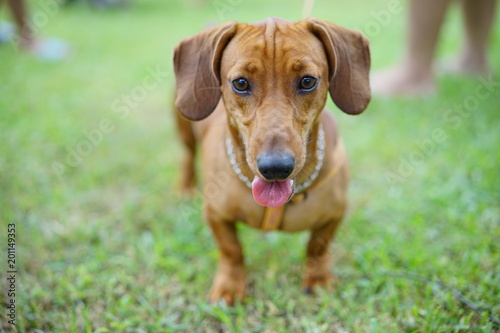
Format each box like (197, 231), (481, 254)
(174, 18), (370, 207)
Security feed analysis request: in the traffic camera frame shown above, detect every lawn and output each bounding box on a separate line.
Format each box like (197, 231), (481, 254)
(1, 0), (499, 332)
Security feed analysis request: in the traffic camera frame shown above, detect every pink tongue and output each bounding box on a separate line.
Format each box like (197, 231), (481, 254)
(252, 176), (293, 208)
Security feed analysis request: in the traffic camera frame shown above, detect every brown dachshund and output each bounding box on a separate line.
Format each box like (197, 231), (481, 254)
(173, 17), (370, 305)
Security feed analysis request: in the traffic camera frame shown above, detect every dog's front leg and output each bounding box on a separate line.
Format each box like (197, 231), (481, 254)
(302, 219), (342, 294)
(206, 211), (246, 305)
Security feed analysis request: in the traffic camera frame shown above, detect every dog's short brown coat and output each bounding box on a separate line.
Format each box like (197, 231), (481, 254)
(173, 17), (370, 305)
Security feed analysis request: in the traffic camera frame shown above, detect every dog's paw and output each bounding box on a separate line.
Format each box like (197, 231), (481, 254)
(208, 269), (246, 306)
(301, 271), (338, 295)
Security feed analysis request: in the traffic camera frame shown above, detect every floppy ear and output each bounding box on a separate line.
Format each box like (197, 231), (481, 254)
(308, 18), (371, 115)
(173, 22), (237, 121)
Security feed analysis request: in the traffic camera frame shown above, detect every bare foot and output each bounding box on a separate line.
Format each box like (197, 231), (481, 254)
(371, 64), (436, 97)
(440, 53), (492, 77)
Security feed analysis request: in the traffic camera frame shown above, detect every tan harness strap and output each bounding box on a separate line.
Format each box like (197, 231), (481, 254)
(261, 206), (286, 231)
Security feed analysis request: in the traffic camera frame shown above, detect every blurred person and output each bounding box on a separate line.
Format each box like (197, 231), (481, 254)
(371, 0), (497, 96)
(0, 0), (70, 61)
(0, 0), (33, 49)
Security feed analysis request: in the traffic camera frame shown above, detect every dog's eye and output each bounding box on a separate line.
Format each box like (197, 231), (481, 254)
(299, 76), (317, 91)
(232, 78), (250, 93)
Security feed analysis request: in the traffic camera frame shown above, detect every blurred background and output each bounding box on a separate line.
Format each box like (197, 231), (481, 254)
(1, 0), (499, 332)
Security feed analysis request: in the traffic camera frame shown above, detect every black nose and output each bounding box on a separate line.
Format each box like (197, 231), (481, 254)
(257, 153), (295, 181)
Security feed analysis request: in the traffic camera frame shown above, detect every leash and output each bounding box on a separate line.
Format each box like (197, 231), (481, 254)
(226, 125), (344, 231)
(302, 0), (316, 19)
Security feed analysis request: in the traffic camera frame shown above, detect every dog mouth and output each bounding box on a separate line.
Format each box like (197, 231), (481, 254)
(251, 176), (294, 208)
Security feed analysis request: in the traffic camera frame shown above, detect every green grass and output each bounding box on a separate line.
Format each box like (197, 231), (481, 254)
(1, 0), (499, 332)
